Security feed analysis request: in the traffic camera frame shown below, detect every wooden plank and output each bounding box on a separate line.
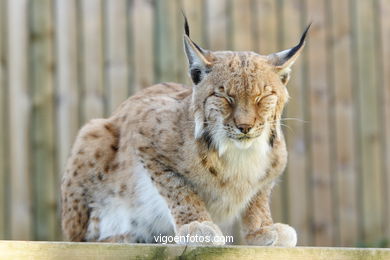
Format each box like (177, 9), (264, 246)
(173, 0), (187, 85)
(355, 0), (383, 245)
(29, 0), (57, 241)
(206, 0), (228, 51)
(55, 0), (80, 197)
(323, 0), (339, 246)
(1, 241), (390, 260)
(0, 0), (8, 240)
(80, 0), (105, 121)
(329, 0), (359, 247)
(249, 0), (260, 54)
(105, 0), (129, 112)
(201, 0), (209, 49)
(7, 0), (32, 240)
(306, 0), (334, 246)
(182, 0), (205, 46)
(282, 0), (310, 246)
(251, 0), (278, 55)
(154, 0), (179, 83)
(378, 0), (390, 243)
(131, 0), (154, 91)
(231, 0), (252, 51)
(125, 0), (135, 95)
(376, 0), (390, 246)
(75, 1), (85, 125)
(225, 0), (233, 50)
(348, 0), (364, 244)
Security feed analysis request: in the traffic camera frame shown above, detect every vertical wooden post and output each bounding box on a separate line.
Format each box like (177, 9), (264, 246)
(378, 0), (390, 243)
(373, 0), (390, 245)
(131, 0), (154, 91)
(0, 0), (8, 240)
(126, 0), (135, 95)
(174, 0), (187, 85)
(55, 0), (80, 187)
(8, 0), (32, 240)
(154, 0), (180, 83)
(328, 0), (359, 247)
(283, 0), (311, 246)
(231, 0), (253, 51)
(206, 0), (228, 51)
(105, 0), (129, 113)
(29, 0), (57, 241)
(80, 0), (106, 121)
(306, 0), (334, 246)
(55, 0), (80, 240)
(251, 0), (278, 55)
(354, 0), (384, 245)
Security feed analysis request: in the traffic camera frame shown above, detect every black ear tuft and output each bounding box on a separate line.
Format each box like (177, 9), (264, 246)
(285, 23), (311, 60)
(182, 10), (190, 37)
(182, 13), (213, 85)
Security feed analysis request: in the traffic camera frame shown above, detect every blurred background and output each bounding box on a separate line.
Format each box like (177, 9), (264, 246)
(0, 0), (389, 247)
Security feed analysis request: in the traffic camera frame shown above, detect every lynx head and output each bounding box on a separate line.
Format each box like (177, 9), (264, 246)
(183, 17), (310, 155)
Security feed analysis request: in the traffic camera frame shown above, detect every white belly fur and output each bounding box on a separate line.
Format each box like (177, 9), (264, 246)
(90, 163), (175, 242)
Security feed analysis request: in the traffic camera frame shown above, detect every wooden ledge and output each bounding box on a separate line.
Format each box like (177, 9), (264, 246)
(1, 240), (390, 260)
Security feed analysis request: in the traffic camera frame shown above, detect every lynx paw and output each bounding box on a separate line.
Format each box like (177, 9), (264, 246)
(245, 223), (297, 247)
(176, 221), (225, 245)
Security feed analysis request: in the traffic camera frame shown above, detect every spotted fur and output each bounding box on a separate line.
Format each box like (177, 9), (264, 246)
(61, 20), (309, 246)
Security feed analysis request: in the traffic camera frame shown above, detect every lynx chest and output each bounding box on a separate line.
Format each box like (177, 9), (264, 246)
(195, 137), (272, 224)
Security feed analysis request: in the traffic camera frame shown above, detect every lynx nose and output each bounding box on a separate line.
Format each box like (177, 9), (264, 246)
(237, 124), (252, 134)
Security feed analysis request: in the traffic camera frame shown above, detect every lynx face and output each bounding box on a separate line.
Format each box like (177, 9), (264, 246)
(185, 20), (309, 152)
(197, 52), (290, 151)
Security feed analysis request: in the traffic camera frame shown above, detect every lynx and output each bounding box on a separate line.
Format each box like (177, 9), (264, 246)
(61, 17), (309, 246)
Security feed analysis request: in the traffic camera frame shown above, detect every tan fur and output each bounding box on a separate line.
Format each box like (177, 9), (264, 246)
(62, 26), (307, 246)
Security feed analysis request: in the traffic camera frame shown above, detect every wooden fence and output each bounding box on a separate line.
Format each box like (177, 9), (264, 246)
(0, 0), (389, 247)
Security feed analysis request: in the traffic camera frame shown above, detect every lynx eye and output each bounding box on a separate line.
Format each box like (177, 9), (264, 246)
(213, 91), (234, 104)
(255, 94), (276, 104)
(255, 85), (275, 103)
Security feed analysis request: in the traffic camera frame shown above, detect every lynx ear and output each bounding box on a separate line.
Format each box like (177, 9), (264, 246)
(267, 24), (311, 85)
(183, 15), (212, 85)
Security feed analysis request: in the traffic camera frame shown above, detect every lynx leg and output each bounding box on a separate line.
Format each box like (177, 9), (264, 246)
(142, 163), (223, 245)
(61, 188), (89, 241)
(242, 185), (297, 247)
(61, 119), (120, 241)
